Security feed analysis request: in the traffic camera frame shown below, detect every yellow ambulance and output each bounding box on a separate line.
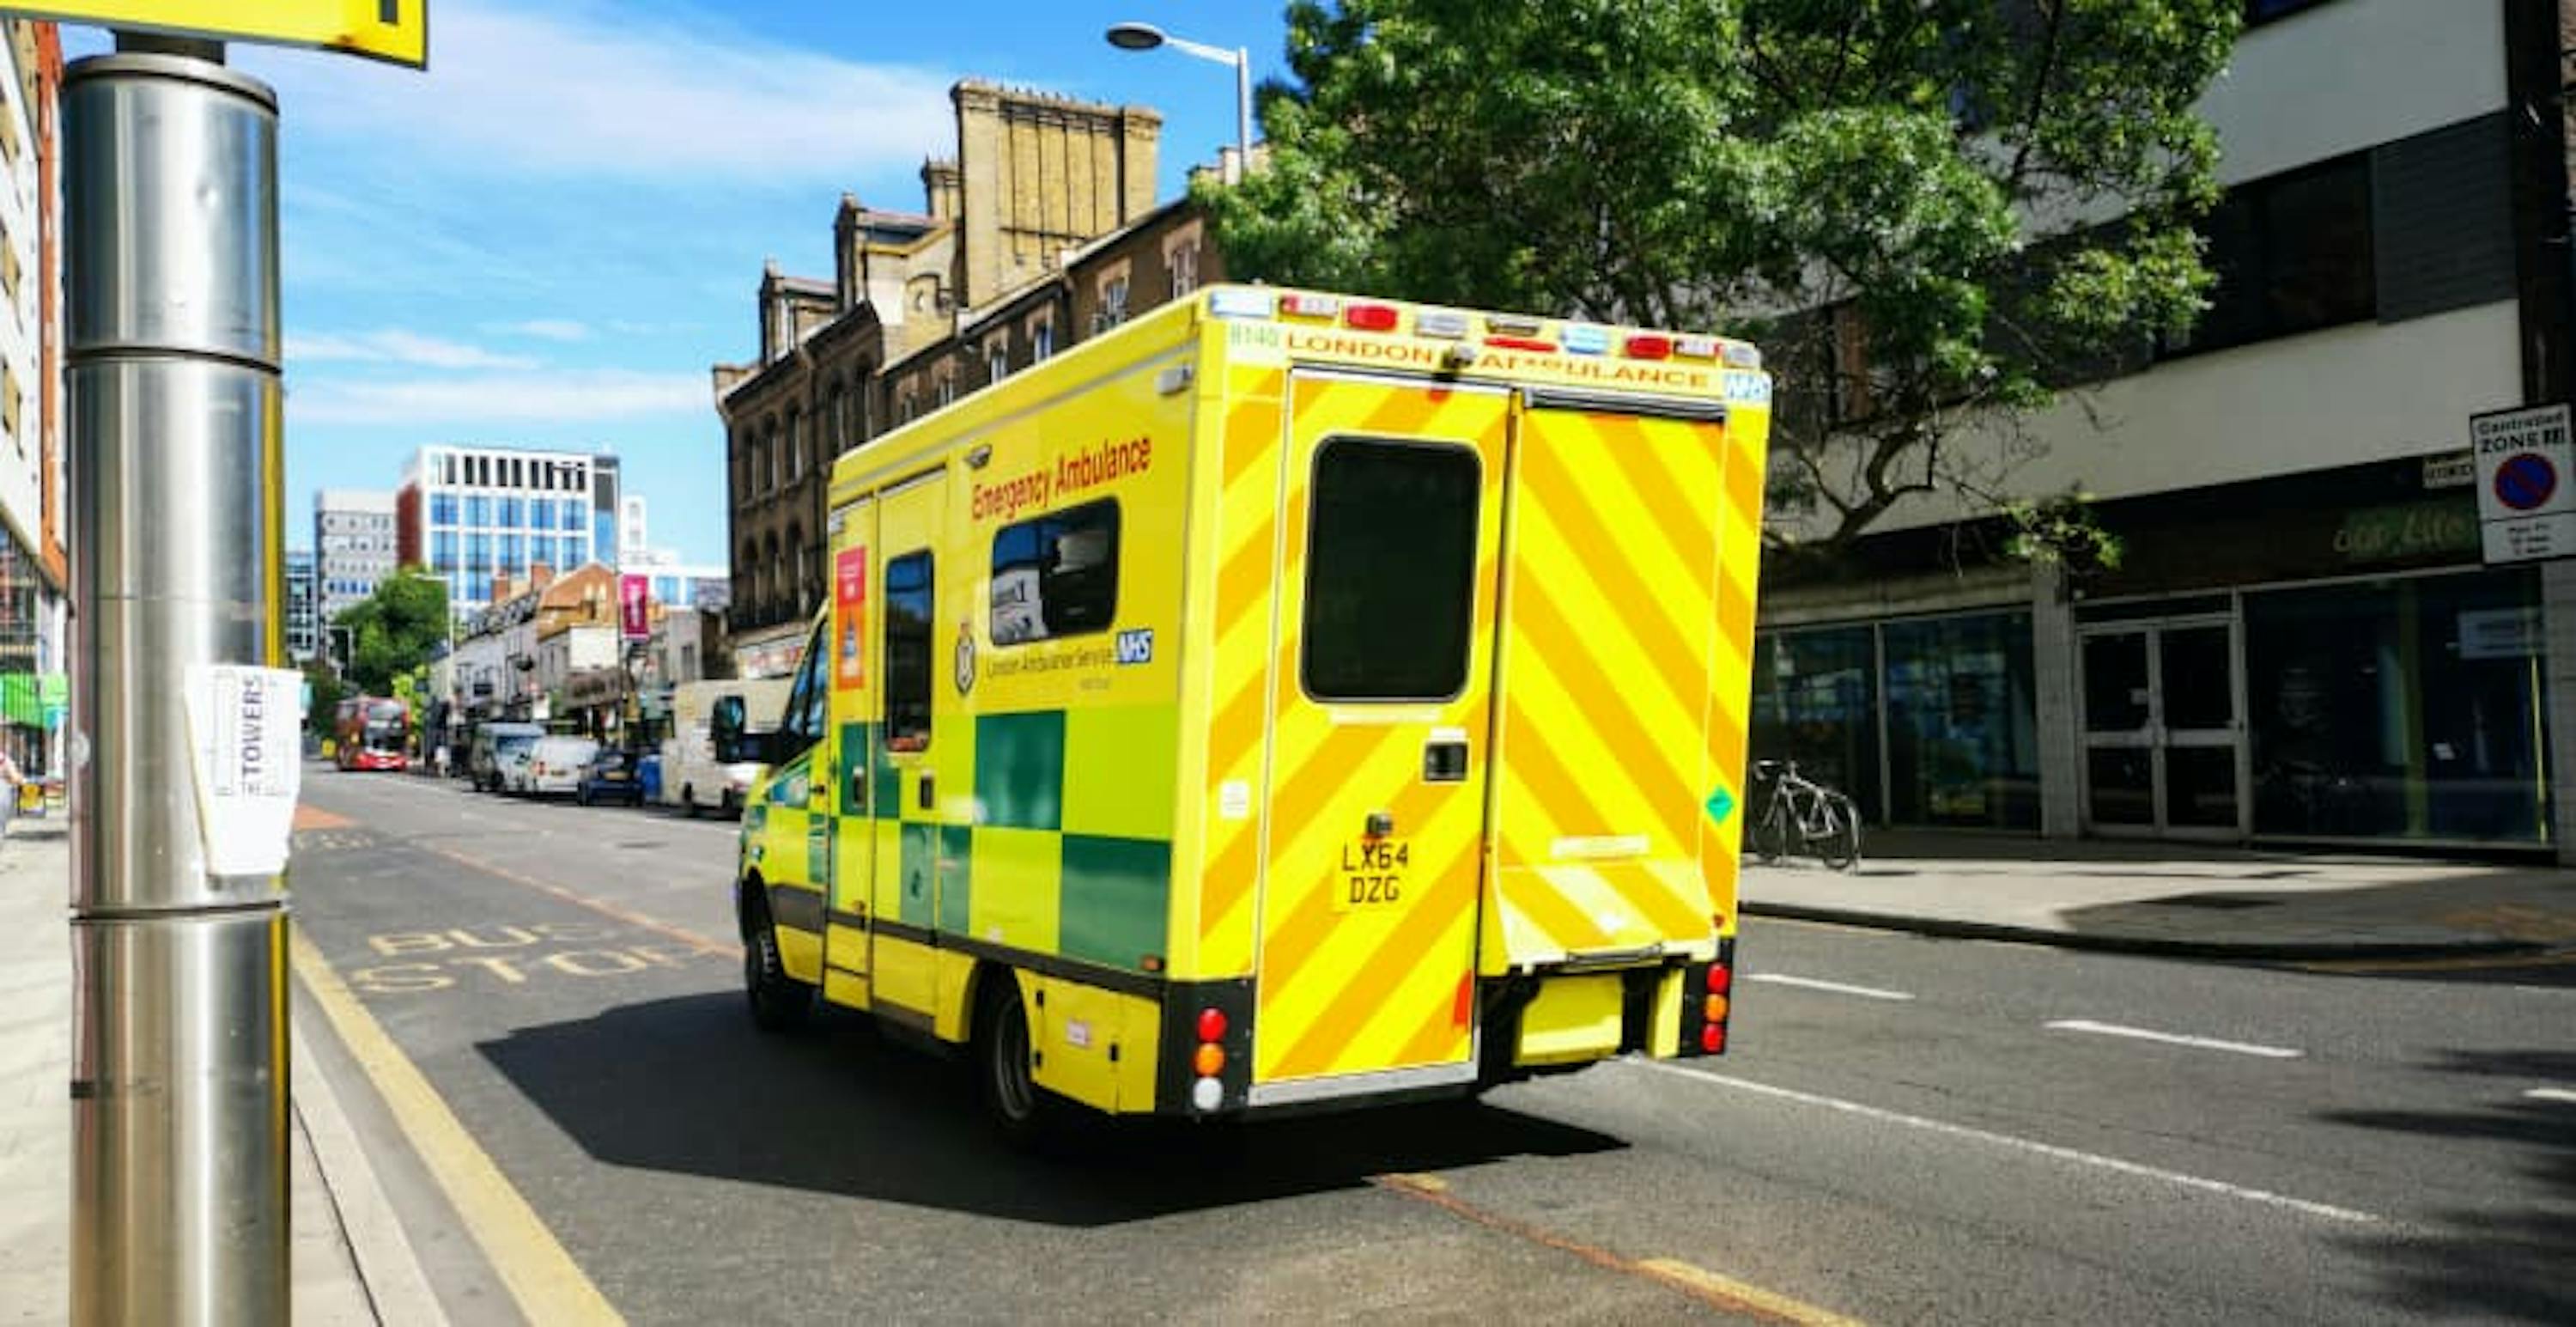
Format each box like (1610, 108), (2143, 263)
(736, 285), (1770, 1138)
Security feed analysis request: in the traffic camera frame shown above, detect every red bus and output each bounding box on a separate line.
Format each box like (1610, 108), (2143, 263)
(335, 697), (410, 771)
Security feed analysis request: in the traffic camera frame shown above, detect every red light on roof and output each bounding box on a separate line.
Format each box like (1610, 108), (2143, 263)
(1485, 336), (1557, 353)
(1344, 303), (1401, 332)
(1625, 334), (1674, 360)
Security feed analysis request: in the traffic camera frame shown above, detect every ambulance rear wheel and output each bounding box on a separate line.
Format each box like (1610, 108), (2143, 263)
(975, 977), (1058, 1146)
(744, 891), (813, 1032)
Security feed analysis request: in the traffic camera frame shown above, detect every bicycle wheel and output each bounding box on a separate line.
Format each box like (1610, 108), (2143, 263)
(1814, 794), (1862, 871)
(1751, 798), (1789, 864)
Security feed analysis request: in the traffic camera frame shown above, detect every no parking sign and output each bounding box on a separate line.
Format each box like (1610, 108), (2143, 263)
(2473, 404), (2576, 563)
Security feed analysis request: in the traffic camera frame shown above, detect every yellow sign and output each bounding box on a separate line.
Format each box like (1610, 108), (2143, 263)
(7, 1), (427, 68)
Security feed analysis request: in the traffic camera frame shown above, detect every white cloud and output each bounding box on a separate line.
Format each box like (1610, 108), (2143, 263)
(286, 329), (539, 370)
(252, 0), (956, 183)
(500, 320), (592, 343)
(291, 369), (708, 426)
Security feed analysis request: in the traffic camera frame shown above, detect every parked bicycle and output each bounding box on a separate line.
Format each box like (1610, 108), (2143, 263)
(1748, 758), (1862, 871)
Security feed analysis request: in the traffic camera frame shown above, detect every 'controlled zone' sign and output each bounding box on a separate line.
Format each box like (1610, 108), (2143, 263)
(4, 2), (426, 68)
(2473, 403), (2576, 564)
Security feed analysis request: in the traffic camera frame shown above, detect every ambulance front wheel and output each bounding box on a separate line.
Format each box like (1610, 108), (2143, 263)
(744, 886), (815, 1032)
(975, 976), (1060, 1146)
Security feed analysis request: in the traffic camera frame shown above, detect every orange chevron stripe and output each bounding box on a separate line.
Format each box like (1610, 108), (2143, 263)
(1516, 442), (1710, 713)
(1270, 893), (1474, 1079)
(1556, 415), (1718, 600)
(1212, 509), (1277, 646)
(1510, 579), (1697, 846)
(1499, 866), (1614, 952)
(1255, 764), (1445, 994)
(1388, 976), (1475, 1069)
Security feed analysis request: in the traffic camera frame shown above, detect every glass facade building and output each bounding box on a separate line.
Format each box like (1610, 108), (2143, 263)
(396, 446), (619, 615)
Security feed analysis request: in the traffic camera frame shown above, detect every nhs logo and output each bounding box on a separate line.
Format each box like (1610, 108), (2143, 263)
(1115, 629), (1155, 666)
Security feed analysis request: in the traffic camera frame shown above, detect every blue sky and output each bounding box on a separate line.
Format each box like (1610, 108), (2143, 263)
(66, 1), (1291, 567)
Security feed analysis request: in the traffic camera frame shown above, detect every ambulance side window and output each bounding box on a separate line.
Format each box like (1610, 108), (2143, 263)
(775, 620), (829, 759)
(883, 551), (934, 752)
(989, 498), (1120, 645)
(1303, 438), (1481, 701)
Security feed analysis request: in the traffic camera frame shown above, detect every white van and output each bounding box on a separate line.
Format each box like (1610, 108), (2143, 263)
(514, 735), (600, 797)
(659, 678), (793, 817)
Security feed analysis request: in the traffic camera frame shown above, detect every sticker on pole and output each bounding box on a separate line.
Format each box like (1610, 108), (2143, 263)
(16, 2), (430, 69)
(183, 664), (302, 877)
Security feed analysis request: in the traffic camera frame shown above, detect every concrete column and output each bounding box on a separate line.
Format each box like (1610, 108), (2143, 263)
(2032, 562), (2084, 839)
(2540, 559), (2576, 861)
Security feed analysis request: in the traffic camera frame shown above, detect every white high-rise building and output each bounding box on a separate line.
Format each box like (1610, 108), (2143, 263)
(313, 489), (397, 625)
(396, 444), (623, 616)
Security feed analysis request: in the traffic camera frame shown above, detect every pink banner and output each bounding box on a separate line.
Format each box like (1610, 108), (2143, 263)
(619, 574), (651, 641)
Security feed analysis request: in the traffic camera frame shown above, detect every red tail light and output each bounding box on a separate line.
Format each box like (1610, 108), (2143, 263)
(1700, 1024), (1726, 1053)
(1197, 1007), (1227, 1043)
(1707, 965), (1732, 995)
(1344, 302), (1400, 332)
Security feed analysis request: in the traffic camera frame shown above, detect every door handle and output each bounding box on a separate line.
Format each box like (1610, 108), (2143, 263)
(851, 764), (870, 813)
(918, 770), (936, 812)
(1422, 738), (1468, 783)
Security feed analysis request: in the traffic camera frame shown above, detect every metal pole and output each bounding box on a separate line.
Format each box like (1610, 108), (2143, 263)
(66, 40), (289, 1326)
(1232, 48), (1251, 184)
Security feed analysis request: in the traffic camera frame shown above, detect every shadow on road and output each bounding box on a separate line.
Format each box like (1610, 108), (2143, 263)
(2325, 1049), (2576, 1324)
(477, 992), (1625, 1227)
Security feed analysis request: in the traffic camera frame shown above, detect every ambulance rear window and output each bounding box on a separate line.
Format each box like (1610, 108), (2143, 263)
(1303, 438), (1480, 701)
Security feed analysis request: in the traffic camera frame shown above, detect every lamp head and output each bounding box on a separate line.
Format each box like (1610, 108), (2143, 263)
(1105, 21), (1166, 52)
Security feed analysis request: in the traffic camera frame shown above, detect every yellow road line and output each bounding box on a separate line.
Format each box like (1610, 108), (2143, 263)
(289, 926), (625, 1325)
(1368, 1173), (1863, 1325)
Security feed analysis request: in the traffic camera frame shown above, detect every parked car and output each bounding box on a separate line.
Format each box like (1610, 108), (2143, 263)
(513, 735), (600, 797)
(575, 749), (647, 807)
(467, 721), (546, 793)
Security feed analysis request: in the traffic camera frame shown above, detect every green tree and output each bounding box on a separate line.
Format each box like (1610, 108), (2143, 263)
(1206, 0), (2239, 555)
(333, 567), (449, 696)
(301, 660), (344, 738)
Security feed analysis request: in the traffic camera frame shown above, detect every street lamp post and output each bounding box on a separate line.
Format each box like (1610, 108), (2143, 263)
(1105, 21), (1250, 184)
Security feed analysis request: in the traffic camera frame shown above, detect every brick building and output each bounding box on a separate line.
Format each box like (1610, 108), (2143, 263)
(714, 79), (1209, 678)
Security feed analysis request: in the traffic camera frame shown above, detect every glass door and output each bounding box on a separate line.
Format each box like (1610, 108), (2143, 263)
(2079, 617), (2247, 837)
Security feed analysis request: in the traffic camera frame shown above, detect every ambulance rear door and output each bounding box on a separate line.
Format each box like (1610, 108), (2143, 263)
(1250, 372), (1510, 1100)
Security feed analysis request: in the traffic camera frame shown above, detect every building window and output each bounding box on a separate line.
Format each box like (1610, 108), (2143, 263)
(883, 551), (934, 751)
(498, 496), (524, 528)
(1032, 320), (1054, 362)
(562, 501), (586, 533)
(1302, 439), (1481, 701)
(431, 531), (459, 572)
(2166, 154), (2374, 358)
(1170, 243), (1199, 298)
(1881, 613), (2040, 830)
(1099, 276), (1130, 330)
(990, 500), (1119, 645)
(1750, 626), (1885, 825)
(988, 344), (1008, 384)
(786, 411), (805, 482)
(466, 533), (491, 568)
(465, 495), (491, 528)
(529, 498), (554, 530)
(430, 493), (459, 526)
(499, 533), (524, 570)
(529, 535), (555, 570)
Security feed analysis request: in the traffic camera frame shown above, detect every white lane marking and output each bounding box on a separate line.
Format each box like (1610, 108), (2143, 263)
(1630, 1060), (2380, 1224)
(2044, 1020), (2303, 1060)
(2524, 1087), (2576, 1105)
(1743, 974), (1916, 1001)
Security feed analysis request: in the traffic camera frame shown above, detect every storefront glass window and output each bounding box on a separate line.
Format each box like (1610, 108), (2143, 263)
(1882, 612), (2041, 830)
(1751, 626), (1881, 822)
(2245, 569), (2550, 843)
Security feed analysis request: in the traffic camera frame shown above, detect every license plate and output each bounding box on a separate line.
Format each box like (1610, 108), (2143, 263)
(1335, 836), (1409, 912)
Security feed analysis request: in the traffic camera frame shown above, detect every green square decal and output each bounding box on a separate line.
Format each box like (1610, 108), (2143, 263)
(1059, 834), (1170, 971)
(974, 710), (1065, 831)
(873, 755), (902, 822)
(938, 823), (974, 934)
(839, 721), (872, 814)
(897, 822), (938, 928)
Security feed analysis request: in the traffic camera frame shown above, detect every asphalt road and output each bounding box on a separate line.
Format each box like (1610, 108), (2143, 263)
(290, 766), (2576, 1325)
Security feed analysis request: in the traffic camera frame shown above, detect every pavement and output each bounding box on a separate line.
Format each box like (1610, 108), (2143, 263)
(1741, 828), (2576, 959)
(0, 816), (440, 1326)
